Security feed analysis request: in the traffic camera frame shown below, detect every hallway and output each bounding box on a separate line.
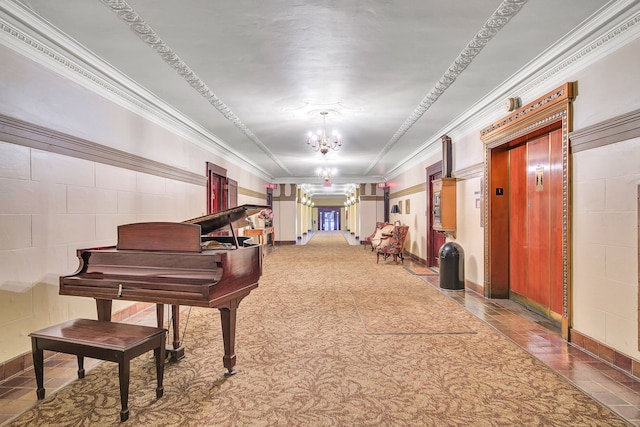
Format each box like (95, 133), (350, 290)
(1, 236), (639, 425)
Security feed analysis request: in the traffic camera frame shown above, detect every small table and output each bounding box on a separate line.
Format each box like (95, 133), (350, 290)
(244, 227), (275, 254)
(30, 319), (167, 422)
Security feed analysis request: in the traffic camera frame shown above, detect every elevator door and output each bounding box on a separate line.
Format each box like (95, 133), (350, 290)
(508, 128), (563, 317)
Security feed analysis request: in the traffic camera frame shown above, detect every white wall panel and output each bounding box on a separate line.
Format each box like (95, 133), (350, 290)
(572, 137), (640, 358)
(31, 150), (95, 186)
(0, 140), (30, 180)
(0, 215), (31, 250)
(95, 163), (137, 191)
(0, 178), (44, 214)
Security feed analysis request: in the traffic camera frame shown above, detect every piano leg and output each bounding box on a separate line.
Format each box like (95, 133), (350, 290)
(156, 304), (185, 361)
(95, 299), (112, 321)
(219, 304), (238, 376)
(156, 303), (164, 328)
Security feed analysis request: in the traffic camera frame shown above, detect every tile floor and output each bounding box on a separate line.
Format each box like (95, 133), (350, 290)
(1, 236), (639, 425)
(420, 273), (640, 426)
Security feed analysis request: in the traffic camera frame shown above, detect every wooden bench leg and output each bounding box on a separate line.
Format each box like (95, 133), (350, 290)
(118, 358), (130, 422)
(30, 319), (166, 422)
(154, 343), (165, 398)
(31, 337), (45, 400)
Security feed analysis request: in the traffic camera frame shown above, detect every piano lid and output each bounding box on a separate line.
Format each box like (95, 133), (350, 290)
(183, 204), (268, 235)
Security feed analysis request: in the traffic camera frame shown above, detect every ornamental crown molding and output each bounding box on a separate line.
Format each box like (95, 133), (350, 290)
(388, 2), (640, 177)
(98, 0), (291, 176)
(0, 4), (275, 181)
(364, 0), (528, 174)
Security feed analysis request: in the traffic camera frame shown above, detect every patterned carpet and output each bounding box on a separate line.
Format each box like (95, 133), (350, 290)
(9, 232), (628, 426)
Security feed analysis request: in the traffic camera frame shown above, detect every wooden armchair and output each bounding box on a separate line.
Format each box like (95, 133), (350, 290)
(367, 223), (394, 251)
(363, 222), (384, 249)
(376, 225), (409, 264)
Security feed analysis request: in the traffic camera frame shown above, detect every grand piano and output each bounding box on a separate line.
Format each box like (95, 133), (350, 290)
(60, 204), (266, 375)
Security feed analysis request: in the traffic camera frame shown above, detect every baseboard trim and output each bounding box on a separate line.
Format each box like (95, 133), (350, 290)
(403, 251), (427, 265)
(465, 279), (483, 295)
(570, 329), (640, 380)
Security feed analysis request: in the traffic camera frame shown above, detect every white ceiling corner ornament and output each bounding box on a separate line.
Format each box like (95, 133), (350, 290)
(99, 0), (291, 176)
(364, 0), (528, 174)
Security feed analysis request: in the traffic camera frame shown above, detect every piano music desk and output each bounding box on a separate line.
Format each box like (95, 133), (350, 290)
(29, 319), (167, 422)
(244, 226), (275, 254)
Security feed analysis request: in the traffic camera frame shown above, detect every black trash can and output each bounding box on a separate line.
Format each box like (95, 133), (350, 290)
(439, 242), (464, 290)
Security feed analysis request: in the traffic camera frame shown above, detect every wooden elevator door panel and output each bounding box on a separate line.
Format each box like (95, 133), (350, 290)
(527, 135), (551, 307)
(506, 128), (563, 317)
(509, 145), (527, 296)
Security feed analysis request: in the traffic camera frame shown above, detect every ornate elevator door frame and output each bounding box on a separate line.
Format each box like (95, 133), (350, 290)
(480, 83), (575, 339)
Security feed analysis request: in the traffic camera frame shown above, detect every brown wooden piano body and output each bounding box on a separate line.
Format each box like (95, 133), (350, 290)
(60, 205), (266, 375)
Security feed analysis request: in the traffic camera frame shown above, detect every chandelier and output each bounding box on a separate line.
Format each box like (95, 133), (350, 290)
(307, 111), (342, 156)
(317, 166), (337, 187)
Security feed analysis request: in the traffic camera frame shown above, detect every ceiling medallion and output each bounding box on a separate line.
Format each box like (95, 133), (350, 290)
(307, 111), (342, 157)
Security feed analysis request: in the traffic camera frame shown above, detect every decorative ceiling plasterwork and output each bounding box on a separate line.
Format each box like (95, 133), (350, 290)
(99, 0), (292, 176)
(281, 102), (359, 120)
(382, 2), (639, 182)
(0, 14), (272, 181)
(103, 0), (528, 178)
(364, 0), (528, 174)
(2, 1), (636, 186)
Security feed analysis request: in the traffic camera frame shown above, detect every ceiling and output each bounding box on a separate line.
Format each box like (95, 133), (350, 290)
(3, 0), (619, 196)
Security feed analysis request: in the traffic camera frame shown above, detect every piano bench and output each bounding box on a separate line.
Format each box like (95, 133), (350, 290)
(29, 318), (167, 422)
